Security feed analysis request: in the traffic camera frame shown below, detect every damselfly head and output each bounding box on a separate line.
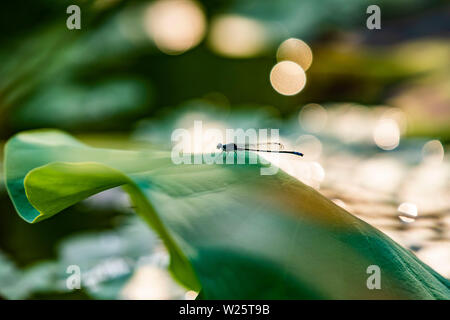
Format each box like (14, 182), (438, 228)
(216, 143), (223, 150)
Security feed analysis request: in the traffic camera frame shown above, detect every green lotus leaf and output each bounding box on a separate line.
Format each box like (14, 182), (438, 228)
(4, 129), (449, 299)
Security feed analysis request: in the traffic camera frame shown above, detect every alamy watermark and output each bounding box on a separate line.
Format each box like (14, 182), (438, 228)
(66, 5), (81, 30)
(64, 5), (379, 33)
(366, 265), (381, 289)
(171, 121), (282, 175)
(366, 5), (381, 30)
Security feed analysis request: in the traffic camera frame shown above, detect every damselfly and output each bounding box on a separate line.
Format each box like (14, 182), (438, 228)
(217, 142), (303, 157)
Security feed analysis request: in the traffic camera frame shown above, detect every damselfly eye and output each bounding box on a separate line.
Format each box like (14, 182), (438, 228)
(217, 143), (223, 150)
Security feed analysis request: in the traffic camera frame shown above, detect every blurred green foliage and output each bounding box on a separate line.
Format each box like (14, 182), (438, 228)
(0, 0), (448, 136)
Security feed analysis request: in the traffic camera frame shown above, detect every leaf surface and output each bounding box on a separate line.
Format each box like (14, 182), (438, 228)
(4, 130), (450, 299)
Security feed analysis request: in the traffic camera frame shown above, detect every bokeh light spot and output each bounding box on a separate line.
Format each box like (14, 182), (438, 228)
(373, 119), (400, 150)
(270, 61), (306, 96)
(208, 15), (268, 58)
(299, 103), (327, 133)
(422, 140), (444, 164)
(143, 0), (206, 55)
(398, 202), (418, 223)
(277, 38), (313, 71)
(295, 134), (322, 160)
